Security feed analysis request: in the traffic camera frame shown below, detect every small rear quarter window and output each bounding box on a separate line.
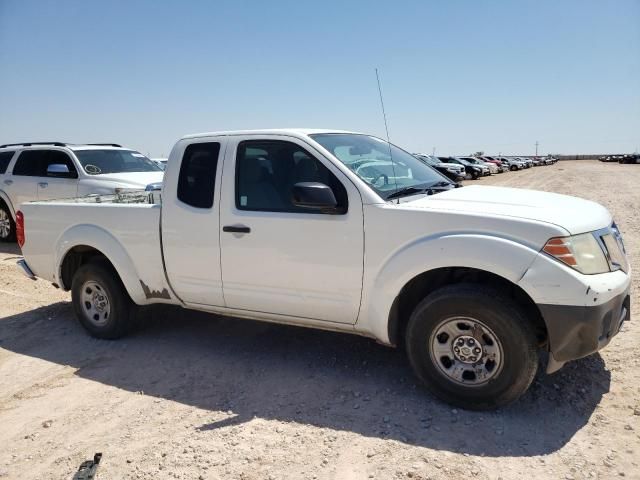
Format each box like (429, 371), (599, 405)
(0, 151), (15, 174)
(177, 142), (221, 208)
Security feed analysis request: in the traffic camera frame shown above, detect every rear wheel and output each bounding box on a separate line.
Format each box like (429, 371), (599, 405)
(0, 204), (16, 242)
(405, 284), (538, 410)
(71, 261), (136, 339)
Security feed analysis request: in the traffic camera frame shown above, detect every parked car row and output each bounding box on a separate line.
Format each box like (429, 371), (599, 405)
(618, 154), (639, 164)
(413, 153), (557, 182)
(599, 154), (639, 164)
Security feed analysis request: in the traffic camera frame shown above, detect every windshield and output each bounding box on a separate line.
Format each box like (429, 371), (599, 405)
(75, 150), (162, 175)
(310, 134), (448, 199)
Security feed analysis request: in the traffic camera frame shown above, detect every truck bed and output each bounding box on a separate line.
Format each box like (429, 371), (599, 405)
(19, 192), (174, 306)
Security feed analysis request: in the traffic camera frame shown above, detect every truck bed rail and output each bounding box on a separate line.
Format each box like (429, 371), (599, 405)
(33, 190), (161, 205)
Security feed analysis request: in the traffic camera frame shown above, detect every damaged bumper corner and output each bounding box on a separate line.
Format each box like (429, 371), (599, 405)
(539, 286), (631, 373)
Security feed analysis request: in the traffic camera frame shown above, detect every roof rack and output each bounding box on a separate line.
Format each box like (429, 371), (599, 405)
(0, 142), (123, 149)
(83, 143), (122, 148)
(0, 142), (67, 148)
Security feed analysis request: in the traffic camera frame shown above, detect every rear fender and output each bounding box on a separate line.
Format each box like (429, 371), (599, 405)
(55, 224), (150, 304)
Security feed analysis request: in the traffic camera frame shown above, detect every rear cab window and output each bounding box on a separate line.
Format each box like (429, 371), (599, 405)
(177, 142), (221, 208)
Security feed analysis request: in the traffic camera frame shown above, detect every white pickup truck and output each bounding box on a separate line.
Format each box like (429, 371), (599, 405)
(16, 129), (631, 409)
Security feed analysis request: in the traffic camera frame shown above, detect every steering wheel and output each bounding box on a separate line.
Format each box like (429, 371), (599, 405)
(371, 173), (389, 186)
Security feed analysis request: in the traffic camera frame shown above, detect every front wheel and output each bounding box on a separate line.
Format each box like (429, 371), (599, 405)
(0, 204), (16, 242)
(405, 284), (538, 410)
(71, 261), (136, 339)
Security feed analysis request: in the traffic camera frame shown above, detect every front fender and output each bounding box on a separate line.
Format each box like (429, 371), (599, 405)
(55, 224), (149, 304)
(359, 234), (541, 343)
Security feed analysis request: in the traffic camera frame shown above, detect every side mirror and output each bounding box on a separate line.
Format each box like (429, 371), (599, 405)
(47, 164), (76, 178)
(291, 182), (339, 213)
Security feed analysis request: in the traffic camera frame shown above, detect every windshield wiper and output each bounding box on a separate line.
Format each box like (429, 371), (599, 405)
(385, 186), (431, 200)
(427, 180), (453, 188)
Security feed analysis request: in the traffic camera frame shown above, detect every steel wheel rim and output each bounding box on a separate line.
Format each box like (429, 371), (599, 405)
(0, 209), (10, 238)
(81, 280), (111, 326)
(429, 316), (504, 386)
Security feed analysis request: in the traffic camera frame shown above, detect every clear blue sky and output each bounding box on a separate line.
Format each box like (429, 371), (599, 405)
(1, 0), (638, 156)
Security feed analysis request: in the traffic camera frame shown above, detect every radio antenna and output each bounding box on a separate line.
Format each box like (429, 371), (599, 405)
(375, 68), (400, 203)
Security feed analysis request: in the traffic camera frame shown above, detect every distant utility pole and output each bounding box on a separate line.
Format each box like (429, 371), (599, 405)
(432, 147), (436, 156)
(535, 141), (539, 156)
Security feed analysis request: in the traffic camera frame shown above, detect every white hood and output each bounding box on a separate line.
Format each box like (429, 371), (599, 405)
(402, 185), (612, 235)
(91, 171), (164, 188)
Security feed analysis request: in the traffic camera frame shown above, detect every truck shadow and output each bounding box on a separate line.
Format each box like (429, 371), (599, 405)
(0, 242), (21, 255)
(0, 301), (611, 457)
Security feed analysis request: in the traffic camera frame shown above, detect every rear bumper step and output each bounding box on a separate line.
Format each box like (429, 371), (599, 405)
(17, 259), (37, 280)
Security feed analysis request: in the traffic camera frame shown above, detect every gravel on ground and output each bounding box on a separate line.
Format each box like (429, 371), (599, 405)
(0, 160), (639, 479)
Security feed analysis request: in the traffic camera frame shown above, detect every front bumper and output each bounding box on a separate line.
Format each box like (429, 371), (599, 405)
(539, 286), (630, 372)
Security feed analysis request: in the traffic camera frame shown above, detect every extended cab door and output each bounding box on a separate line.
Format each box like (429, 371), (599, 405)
(161, 138), (226, 306)
(219, 135), (364, 324)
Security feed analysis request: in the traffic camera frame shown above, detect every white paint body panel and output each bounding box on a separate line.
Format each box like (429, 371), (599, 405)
(20, 202), (172, 305)
(17, 129), (632, 346)
(160, 137), (226, 306)
(217, 134), (364, 324)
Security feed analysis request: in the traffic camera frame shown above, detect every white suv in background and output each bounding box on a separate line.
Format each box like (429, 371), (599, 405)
(0, 142), (164, 241)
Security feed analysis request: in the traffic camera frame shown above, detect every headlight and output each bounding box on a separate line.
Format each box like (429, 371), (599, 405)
(543, 233), (610, 274)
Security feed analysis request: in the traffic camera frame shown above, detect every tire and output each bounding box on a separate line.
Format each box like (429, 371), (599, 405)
(405, 283), (538, 410)
(510, 165), (517, 171)
(0, 203), (16, 242)
(71, 261), (136, 339)
(471, 170), (479, 180)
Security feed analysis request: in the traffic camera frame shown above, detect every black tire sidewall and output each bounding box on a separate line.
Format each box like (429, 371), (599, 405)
(71, 262), (132, 339)
(406, 285), (538, 410)
(0, 204), (16, 242)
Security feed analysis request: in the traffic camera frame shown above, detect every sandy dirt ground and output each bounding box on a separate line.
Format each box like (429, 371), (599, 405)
(1, 160), (639, 480)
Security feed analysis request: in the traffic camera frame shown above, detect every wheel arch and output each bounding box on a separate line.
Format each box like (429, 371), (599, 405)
(387, 266), (548, 349)
(0, 191), (15, 219)
(55, 225), (149, 304)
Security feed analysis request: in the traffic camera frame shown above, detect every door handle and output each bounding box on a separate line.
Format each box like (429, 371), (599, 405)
(223, 225), (251, 234)
(38, 182), (48, 188)
(3, 179), (12, 185)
